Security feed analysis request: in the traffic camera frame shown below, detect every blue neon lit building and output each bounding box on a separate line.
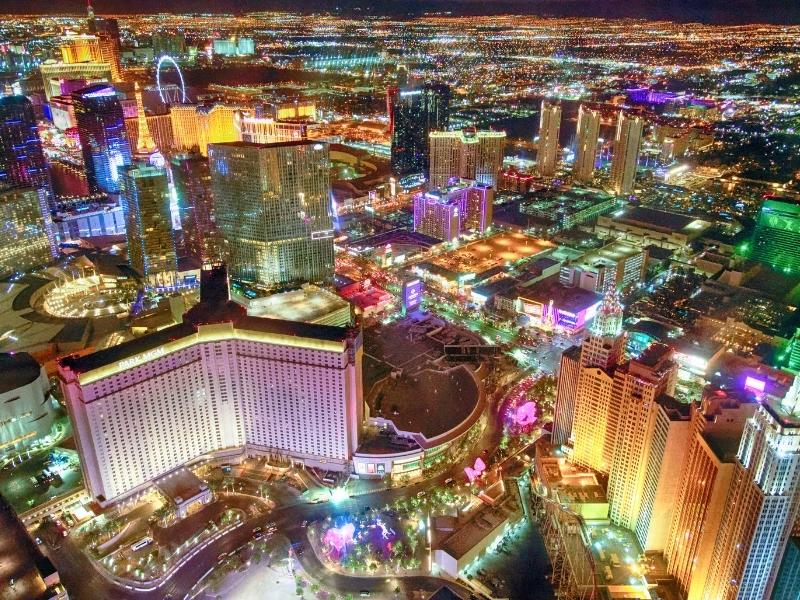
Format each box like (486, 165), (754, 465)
(72, 83), (132, 194)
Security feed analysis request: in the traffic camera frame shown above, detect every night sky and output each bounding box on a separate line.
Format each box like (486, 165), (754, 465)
(6, 0), (800, 24)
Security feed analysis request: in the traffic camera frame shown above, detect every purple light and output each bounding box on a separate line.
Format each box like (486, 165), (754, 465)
(512, 402), (537, 426)
(465, 457), (486, 483)
(744, 376), (766, 393)
(323, 523), (355, 553)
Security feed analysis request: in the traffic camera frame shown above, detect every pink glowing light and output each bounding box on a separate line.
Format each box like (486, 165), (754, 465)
(323, 523), (355, 553)
(513, 402), (537, 426)
(465, 457), (486, 483)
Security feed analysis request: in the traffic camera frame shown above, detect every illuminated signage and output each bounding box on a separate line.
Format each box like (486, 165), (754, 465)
(744, 376), (766, 393)
(118, 346), (167, 371)
(402, 278), (423, 313)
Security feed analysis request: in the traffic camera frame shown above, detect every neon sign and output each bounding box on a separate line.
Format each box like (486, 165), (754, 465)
(118, 346), (166, 371)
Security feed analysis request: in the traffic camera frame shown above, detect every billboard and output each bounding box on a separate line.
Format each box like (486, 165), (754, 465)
(402, 278), (423, 313)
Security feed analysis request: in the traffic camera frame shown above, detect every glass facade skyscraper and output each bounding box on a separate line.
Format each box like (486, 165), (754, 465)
(0, 95), (52, 209)
(119, 163), (177, 283)
(749, 197), (800, 273)
(72, 83), (132, 194)
(208, 140), (334, 288)
(390, 84), (450, 178)
(0, 186), (57, 277)
(170, 152), (222, 263)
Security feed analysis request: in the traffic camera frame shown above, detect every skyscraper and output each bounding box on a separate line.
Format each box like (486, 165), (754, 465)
(413, 181), (494, 242)
(208, 140), (334, 288)
(665, 387), (758, 599)
(0, 95), (52, 208)
(170, 152), (221, 263)
(170, 104), (243, 156)
(606, 344), (679, 539)
(390, 84), (450, 178)
(551, 345), (581, 446)
(573, 105), (601, 183)
(0, 186), (58, 276)
(702, 385), (800, 600)
(428, 128), (506, 189)
(537, 100), (562, 177)
(236, 113), (311, 144)
(72, 83), (132, 193)
(119, 164), (177, 283)
(610, 111), (644, 196)
(749, 197), (800, 273)
(570, 292), (627, 473)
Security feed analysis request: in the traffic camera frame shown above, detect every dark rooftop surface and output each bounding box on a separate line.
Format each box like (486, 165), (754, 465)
(517, 278), (603, 313)
(428, 587), (467, 600)
(0, 353), (41, 394)
(367, 366), (479, 440)
(617, 206), (699, 232)
(636, 341), (673, 367)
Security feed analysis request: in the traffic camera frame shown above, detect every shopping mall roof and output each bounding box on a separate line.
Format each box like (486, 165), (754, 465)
(0, 352), (41, 394)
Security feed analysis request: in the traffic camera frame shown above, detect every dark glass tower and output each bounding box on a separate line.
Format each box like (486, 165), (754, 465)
(170, 151), (222, 263)
(0, 95), (52, 209)
(72, 83), (132, 194)
(390, 83), (450, 178)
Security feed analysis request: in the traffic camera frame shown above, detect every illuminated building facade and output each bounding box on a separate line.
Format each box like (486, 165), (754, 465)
(570, 293), (627, 473)
(39, 61), (112, 101)
(390, 84), (450, 177)
(170, 104), (243, 156)
(665, 388), (757, 599)
(72, 83), (132, 193)
(749, 198), (800, 273)
(125, 112), (175, 154)
(0, 353), (58, 463)
(573, 105), (601, 183)
(607, 344), (678, 539)
(58, 265), (363, 506)
(0, 95), (52, 208)
(236, 113), (311, 144)
(59, 34), (101, 64)
(412, 181), (494, 242)
(702, 389), (800, 600)
(0, 186), (57, 276)
(119, 164), (177, 283)
(428, 128), (506, 189)
(552, 345), (581, 446)
(537, 100), (561, 177)
(208, 140), (334, 288)
(610, 111), (644, 196)
(170, 152), (221, 263)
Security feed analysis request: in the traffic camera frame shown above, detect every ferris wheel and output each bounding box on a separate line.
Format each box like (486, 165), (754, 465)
(155, 55), (187, 104)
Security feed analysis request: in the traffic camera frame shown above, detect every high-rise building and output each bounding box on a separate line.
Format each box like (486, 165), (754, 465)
(702, 384), (800, 600)
(58, 264), (363, 506)
(607, 344), (679, 540)
(573, 105), (601, 183)
(0, 186), (57, 276)
(125, 111), (175, 153)
(170, 152), (221, 263)
(170, 104), (243, 156)
(208, 140), (334, 288)
(610, 112), (644, 196)
(413, 180), (494, 242)
(537, 100), (562, 177)
(59, 34), (101, 64)
(570, 293), (627, 473)
(236, 113), (312, 144)
(0, 95), (52, 208)
(552, 345), (581, 446)
(428, 128), (506, 189)
(39, 61), (112, 100)
(72, 83), (132, 193)
(390, 84), (450, 177)
(665, 387), (758, 599)
(749, 198), (800, 273)
(152, 31), (187, 57)
(119, 164), (176, 283)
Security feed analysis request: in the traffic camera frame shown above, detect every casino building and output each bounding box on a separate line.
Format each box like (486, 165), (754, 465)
(58, 264), (363, 506)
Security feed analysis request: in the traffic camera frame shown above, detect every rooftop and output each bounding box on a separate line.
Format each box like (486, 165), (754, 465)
(440, 497), (518, 560)
(0, 353), (42, 395)
(614, 206), (711, 235)
(155, 467), (210, 507)
(517, 279), (603, 314)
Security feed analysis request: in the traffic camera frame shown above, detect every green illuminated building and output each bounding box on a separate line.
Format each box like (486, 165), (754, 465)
(750, 198), (800, 273)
